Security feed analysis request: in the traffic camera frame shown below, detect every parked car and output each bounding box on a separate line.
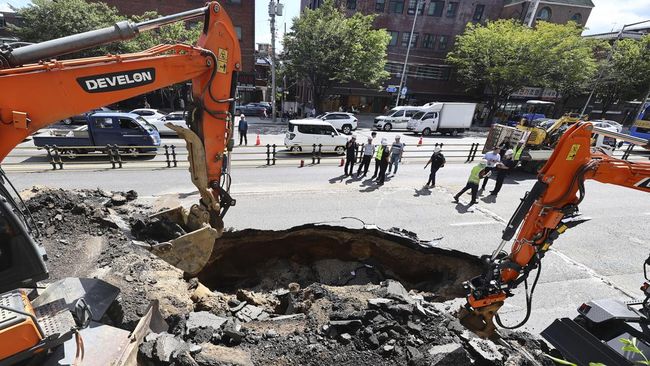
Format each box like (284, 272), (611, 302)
(284, 120), (347, 154)
(33, 112), (161, 155)
(235, 103), (268, 117)
(591, 119), (623, 133)
(374, 106), (423, 131)
(61, 107), (114, 125)
(130, 108), (167, 123)
(312, 112), (358, 134)
(151, 111), (188, 136)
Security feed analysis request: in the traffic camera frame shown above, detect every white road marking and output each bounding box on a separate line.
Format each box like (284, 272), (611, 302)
(450, 221), (502, 227)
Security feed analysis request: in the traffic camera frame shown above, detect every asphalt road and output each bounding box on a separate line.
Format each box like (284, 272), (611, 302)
(5, 151), (650, 335)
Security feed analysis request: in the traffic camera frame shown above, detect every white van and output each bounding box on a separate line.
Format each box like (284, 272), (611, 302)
(406, 102), (476, 136)
(284, 120), (348, 154)
(373, 106), (424, 131)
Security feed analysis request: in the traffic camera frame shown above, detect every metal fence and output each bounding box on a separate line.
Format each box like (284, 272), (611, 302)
(2, 142), (648, 172)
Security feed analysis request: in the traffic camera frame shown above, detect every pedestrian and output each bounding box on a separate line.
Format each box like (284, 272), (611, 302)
(388, 136), (405, 175)
(238, 114), (248, 145)
(370, 132), (383, 179)
(489, 149), (517, 196)
(338, 105), (344, 112)
(344, 136), (358, 176)
(424, 147), (445, 188)
(454, 160), (487, 206)
(262, 108), (268, 119)
(480, 147), (501, 191)
(356, 136), (375, 177)
(383, 105), (389, 114)
(143, 97), (150, 109)
(377, 139), (390, 186)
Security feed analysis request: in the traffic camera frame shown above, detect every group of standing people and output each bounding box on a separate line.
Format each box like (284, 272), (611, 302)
(343, 133), (405, 186)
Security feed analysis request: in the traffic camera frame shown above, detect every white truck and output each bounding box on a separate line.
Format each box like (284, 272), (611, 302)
(406, 102), (476, 136)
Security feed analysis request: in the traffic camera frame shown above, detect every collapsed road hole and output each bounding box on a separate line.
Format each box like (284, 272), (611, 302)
(196, 225), (484, 301)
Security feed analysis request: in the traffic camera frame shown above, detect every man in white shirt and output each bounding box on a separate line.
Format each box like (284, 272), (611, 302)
(481, 147), (501, 191)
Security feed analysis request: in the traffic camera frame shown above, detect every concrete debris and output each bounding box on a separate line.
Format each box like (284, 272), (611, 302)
(185, 312), (228, 336)
(384, 279), (415, 304)
(469, 338), (505, 362)
(234, 304), (269, 322)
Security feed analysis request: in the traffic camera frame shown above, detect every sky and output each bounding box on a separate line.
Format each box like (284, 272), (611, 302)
(3, 0), (650, 40)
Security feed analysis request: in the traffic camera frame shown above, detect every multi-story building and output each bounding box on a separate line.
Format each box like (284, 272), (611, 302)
(0, 4), (22, 43)
(92, 0), (255, 74)
(299, 0), (594, 114)
(88, 0), (256, 105)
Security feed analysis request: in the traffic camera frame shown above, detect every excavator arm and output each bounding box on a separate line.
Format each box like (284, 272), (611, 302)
(0, 2), (241, 275)
(459, 122), (650, 338)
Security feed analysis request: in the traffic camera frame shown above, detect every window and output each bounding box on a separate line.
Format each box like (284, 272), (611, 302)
(0, 17), (5, 29)
(537, 7), (551, 21)
(571, 13), (582, 23)
(438, 35), (448, 50)
(375, 0), (386, 11)
(235, 26), (242, 40)
(446, 2), (458, 17)
(473, 4), (485, 21)
(119, 118), (140, 130)
(401, 32), (418, 48)
(134, 110), (154, 116)
(390, 110), (405, 117)
(297, 125), (319, 134)
(423, 112), (437, 119)
(347, 0), (357, 10)
(405, 110), (419, 117)
(388, 31), (399, 46)
(94, 118), (113, 129)
(422, 33), (435, 49)
(319, 125), (337, 135)
(388, 0), (405, 13)
(407, 0), (424, 15)
(428, 0), (444, 16)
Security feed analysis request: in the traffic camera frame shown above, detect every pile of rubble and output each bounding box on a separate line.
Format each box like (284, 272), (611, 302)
(23, 188), (555, 366)
(139, 280), (553, 366)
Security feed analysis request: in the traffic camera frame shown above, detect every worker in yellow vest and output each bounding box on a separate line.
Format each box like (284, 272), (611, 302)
(453, 160), (487, 206)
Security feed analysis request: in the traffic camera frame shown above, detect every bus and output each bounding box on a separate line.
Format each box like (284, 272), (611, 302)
(502, 100), (556, 126)
(630, 102), (650, 140)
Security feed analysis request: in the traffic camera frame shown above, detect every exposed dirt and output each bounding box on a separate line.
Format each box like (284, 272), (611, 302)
(23, 187), (554, 366)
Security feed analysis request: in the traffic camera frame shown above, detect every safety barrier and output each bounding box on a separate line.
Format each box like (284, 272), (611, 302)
(3, 141), (648, 172)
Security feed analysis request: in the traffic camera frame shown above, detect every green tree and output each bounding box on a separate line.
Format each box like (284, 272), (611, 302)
(13, 0), (124, 58)
(594, 35), (650, 118)
(447, 20), (536, 123)
(13, 0), (201, 62)
(530, 22), (599, 117)
(283, 0), (390, 113)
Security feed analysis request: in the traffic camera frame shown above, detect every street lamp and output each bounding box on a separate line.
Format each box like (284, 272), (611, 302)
(395, 0), (423, 108)
(580, 19), (650, 116)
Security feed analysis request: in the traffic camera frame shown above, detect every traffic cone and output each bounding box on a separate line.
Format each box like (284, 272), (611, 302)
(339, 158), (344, 167)
(418, 136), (423, 146)
(255, 134), (261, 146)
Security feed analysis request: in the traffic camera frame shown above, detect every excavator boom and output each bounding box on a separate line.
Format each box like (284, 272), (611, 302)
(0, 1), (240, 284)
(459, 122), (650, 338)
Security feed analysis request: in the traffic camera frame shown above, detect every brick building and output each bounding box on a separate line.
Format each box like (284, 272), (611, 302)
(299, 0), (594, 113)
(93, 0), (255, 74)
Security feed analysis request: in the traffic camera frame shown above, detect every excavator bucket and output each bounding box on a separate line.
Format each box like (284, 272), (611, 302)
(457, 302), (503, 339)
(148, 206), (219, 275)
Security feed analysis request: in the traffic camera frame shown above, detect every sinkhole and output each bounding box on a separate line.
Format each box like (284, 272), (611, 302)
(196, 225), (484, 302)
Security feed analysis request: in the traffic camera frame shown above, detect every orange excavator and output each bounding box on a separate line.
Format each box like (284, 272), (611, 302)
(0, 2), (239, 364)
(459, 122), (650, 364)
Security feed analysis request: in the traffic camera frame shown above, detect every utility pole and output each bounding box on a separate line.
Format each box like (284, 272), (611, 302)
(395, 0), (421, 108)
(269, 0), (283, 123)
(524, 0), (541, 27)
